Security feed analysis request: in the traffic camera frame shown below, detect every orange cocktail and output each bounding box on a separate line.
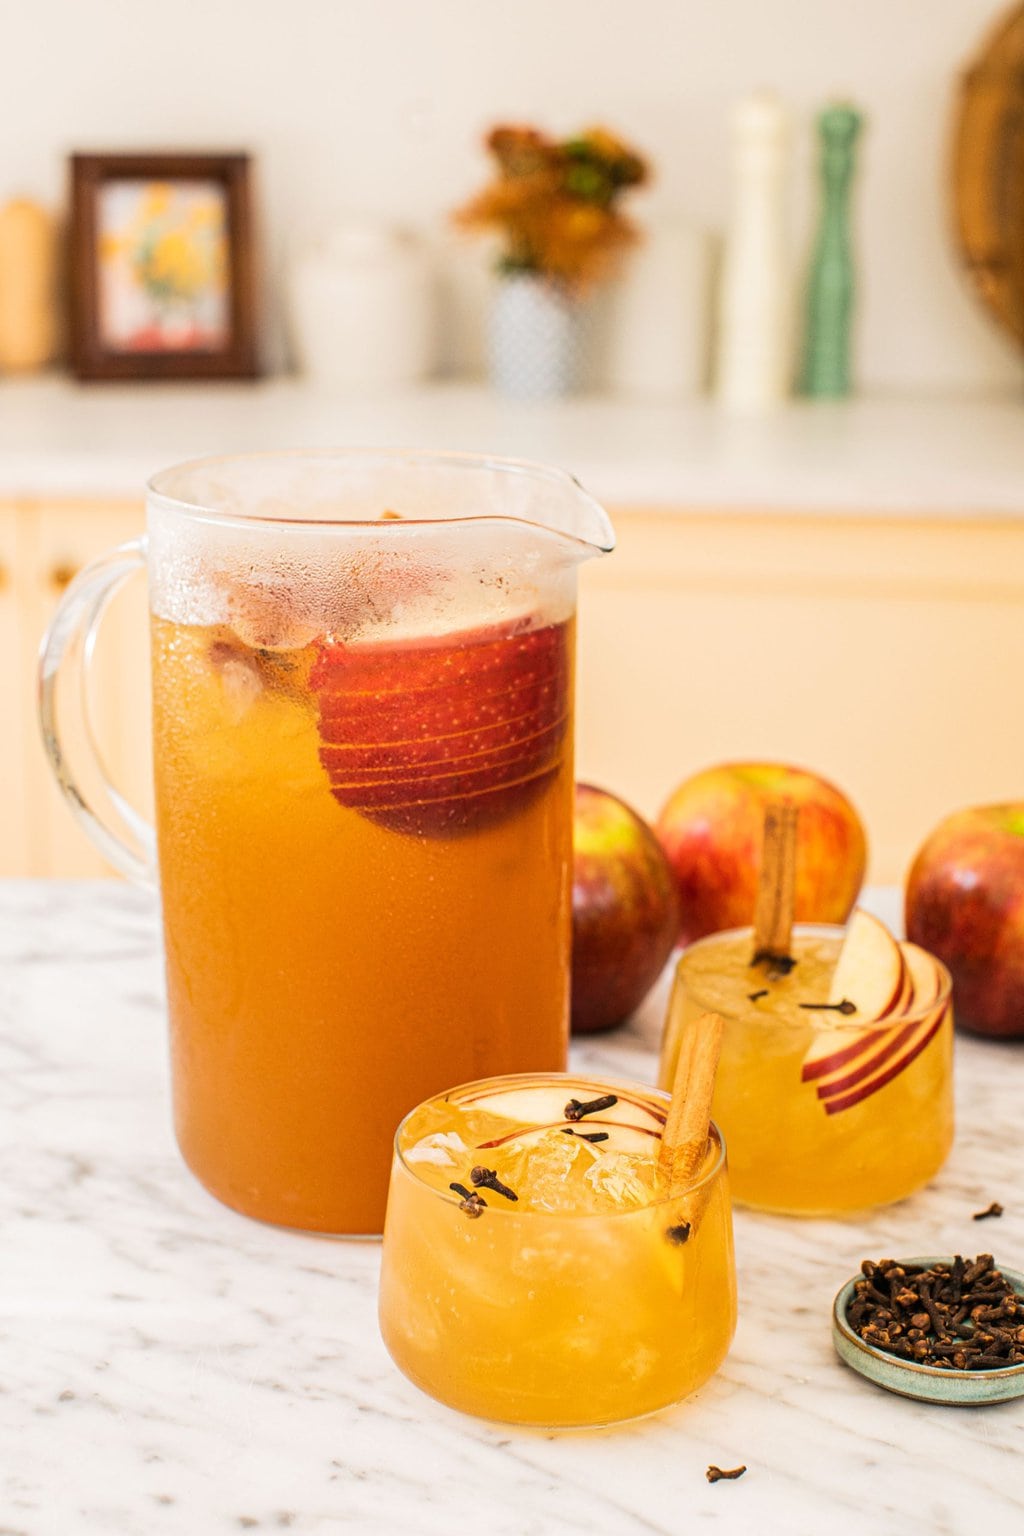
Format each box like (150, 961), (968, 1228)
(379, 1073), (736, 1426)
(659, 924), (954, 1214)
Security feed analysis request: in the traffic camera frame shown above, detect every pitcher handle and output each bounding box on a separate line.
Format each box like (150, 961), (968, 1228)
(38, 537), (157, 887)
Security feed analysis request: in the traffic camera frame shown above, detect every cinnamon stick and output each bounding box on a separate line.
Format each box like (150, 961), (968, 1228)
(751, 801), (798, 966)
(658, 1010), (725, 1196)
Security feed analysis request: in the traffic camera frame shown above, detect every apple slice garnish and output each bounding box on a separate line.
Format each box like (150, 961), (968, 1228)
(898, 941), (942, 1012)
(310, 619), (569, 836)
(475, 1119), (662, 1155)
(801, 1023), (891, 1083)
(820, 1001), (950, 1115)
(827, 908), (907, 1022)
(459, 1082), (665, 1131)
(801, 919), (950, 1110)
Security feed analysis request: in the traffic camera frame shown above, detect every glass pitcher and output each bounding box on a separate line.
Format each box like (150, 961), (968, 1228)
(39, 450), (614, 1236)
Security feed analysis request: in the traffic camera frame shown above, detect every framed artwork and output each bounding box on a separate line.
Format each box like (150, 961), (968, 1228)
(69, 152), (259, 380)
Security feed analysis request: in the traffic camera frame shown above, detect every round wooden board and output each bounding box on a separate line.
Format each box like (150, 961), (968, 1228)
(953, 3), (1024, 349)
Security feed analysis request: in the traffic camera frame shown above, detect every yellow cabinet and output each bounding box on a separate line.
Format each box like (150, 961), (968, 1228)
(7, 498), (148, 878)
(576, 508), (1024, 885)
(0, 503), (31, 873)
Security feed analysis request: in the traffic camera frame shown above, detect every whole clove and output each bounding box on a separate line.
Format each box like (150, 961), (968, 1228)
(706, 1464), (747, 1483)
(560, 1127), (610, 1143)
(449, 1182), (487, 1218)
(564, 1093), (618, 1122)
(973, 1201), (1005, 1222)
(848, 1256), (1024, 1371)
(469, 1166), (518, 1202)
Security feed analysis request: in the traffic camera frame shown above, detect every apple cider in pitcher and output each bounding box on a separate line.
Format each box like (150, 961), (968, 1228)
(40, 451), (613, 1236)
(153, 602), (575, 1234)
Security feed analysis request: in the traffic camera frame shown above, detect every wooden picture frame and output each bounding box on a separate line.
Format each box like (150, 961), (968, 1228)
(69, 152), (259, 380)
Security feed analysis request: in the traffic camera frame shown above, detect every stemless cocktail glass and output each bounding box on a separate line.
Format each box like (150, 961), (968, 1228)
(39, 451), (613, 1235)
(658, 924), (954, 1216)
(379, 1072), (736, 1427)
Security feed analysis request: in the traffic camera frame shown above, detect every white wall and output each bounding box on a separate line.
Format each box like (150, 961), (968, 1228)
(6, 0), (1020, 392)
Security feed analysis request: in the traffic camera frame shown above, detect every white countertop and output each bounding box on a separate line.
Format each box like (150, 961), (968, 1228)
(3, 376), (1024, 517)
(4, 881), (1024, 1535)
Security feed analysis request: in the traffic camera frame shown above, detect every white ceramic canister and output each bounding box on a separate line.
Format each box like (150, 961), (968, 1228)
(603, 218), (713, 399)
(286, 220), (436, 388)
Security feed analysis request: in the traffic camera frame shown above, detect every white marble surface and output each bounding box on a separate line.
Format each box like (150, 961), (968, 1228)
(3, 881), (1024, 1536)
(4, 376), (1024, 517)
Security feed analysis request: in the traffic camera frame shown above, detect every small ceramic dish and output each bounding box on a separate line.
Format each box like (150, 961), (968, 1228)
(832, 1257), (1024, 1406)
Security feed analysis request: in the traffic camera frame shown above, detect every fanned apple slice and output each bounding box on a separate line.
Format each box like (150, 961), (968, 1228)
(801, 1023), (890, 1083)
(310, 619), (569, 836)
(459, 1082), (665, 1130)
(827, 909), (907, 1022)
(898, 941), (942, 1012)
(821, 1000), (951, 1115)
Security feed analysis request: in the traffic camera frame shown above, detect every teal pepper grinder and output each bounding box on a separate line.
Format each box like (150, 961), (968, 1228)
(800, 103), (863, 397)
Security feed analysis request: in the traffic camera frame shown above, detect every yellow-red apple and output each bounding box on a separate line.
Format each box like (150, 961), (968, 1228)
(655, 762), (867, 946)
(572, 784), (679, 1034)
(905, 804), (1024, 1039)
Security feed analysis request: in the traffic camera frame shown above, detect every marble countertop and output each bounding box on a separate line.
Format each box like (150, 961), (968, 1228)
(3, 376), (1024, 518)
(4, 881), (1024, 1536)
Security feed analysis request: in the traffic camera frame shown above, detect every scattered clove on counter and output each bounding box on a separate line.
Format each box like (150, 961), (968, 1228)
(706, 1464), (747, 1483)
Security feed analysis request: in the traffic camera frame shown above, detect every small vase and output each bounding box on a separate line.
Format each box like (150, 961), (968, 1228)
(488, 273), (584, 400)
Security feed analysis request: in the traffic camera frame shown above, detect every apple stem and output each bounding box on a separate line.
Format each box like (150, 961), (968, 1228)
(751, 801), (798, 966)
(799, 998), (858, 1015)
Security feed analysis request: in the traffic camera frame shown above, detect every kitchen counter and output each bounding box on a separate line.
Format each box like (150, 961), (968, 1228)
(3, 881), (1023, 1536)
(2, 376), (1024, 516)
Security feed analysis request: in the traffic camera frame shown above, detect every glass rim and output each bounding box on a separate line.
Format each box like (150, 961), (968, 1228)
(675, 921), (953, 1026)
(392, 1070), (728, 1218)
(145, 445), (616, 550)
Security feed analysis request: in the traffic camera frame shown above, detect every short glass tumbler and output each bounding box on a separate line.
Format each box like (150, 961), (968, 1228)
(658, 924), (954, 1216)
(378, 1071), (736, 1428)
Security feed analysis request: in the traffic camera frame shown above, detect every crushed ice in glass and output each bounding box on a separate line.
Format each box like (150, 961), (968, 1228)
(406, 1130), (468, 1167)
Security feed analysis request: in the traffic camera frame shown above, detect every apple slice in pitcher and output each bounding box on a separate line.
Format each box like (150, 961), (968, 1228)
(311, 619), (570, 836)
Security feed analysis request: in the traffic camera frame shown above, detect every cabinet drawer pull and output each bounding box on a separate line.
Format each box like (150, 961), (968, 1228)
(50, 561), (78, 591)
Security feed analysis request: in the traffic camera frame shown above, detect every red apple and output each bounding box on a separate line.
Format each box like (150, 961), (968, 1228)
(655, 762), (867, 946)
(905, 804), (1024, 1039)
(571, 784), (680, 1034)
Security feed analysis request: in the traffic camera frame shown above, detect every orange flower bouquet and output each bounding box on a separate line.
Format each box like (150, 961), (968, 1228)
(454, 124), (649, 294)
(455, 124), (649, 398)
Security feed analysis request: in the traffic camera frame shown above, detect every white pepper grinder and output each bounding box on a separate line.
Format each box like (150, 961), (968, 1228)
(714, 91), (792, 411)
